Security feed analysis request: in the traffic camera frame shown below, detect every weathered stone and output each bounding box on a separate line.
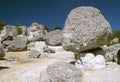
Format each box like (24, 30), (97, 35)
(28, 50), (40, 58)
(110, 38), (119, 45)
(40, 62), (82, 82)
(62, 6), (112, 52)
(7, 37), (27, 51)
(101, 44), (120, 62)
(34, 41), (47, 57)
(27, 22), (47, 42)
(45, 30), (63, 46)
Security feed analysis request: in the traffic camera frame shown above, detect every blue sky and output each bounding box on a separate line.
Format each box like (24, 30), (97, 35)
(0, 0), (120, 31)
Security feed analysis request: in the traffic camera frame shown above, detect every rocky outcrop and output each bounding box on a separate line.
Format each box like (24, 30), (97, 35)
(45, 30), (63, 46)
(40, 62), (82, 82)
(62, 6), (112, 52)
(27, 23), (47, 42)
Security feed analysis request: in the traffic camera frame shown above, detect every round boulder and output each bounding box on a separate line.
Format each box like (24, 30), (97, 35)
(40, 62), (82, 82)
(62, 6), (112, 52)
(45, 30), (63, 46)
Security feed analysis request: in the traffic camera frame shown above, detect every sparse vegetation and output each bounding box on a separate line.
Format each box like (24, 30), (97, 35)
(16, 27), (22, 34)
(43, 25), (49, 32)
(0, 20), (5, 31)
(53, 25), (62, 30)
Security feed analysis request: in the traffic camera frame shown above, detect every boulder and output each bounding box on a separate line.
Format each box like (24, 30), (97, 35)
(34, 41), (47, 57)
(28, 50), (40, 58)
(45, 30), (63, 46)
(7, 37), (27, 51)
(40, 62), (82, 82)
(27, 22), (47, 42)
(102, 44), (120, 62)
(62, 6), (112, 52)
(0, 29), (6, 41)
(75, 53), (106, 69)
(110, 38), (119, 45)
(0, 44), (5, 59)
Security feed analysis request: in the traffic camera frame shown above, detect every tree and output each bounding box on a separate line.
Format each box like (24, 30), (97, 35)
(53, 25), (62, 30)
(43, 25), (49, 32)
(0, 20), (5, 31)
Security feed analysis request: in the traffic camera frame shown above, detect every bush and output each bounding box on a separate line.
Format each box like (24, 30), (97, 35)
(16, 27), (22, 34)
(53, 25), (62, 30)
(43, 25), (49, 32)
(0, 20), (5, 31)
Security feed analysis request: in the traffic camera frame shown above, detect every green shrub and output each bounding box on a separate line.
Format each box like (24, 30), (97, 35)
(43, 25), (49, 32)
(53, 25), (62, 30)
(16, 27), (22, 34)
(0, 20), (5, 31)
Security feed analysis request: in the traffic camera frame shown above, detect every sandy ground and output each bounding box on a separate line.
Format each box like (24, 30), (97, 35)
(0, 50), (120, 82)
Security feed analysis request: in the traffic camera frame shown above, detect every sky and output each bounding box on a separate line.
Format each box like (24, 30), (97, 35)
(0, 0), (120, 31)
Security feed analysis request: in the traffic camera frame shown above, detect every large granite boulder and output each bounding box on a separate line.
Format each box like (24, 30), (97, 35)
(27, 22), (47, 42)
(40, 62), (82, 82)
(62, 6), (112, 52)
(0, 44), (5, 59)
(45, 30), (63, 46)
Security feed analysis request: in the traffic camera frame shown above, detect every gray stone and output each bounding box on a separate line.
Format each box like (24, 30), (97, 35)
(101, 44), (120, 62)
(28, 50), (40, 58)
(110, 38), (119, 45)
(43, 62), (82, 82)
(7, 37), (27, 51)
(27, 22), (47, 42)
(0, 44), (5, 59)
(62, 6), (112, 52)
(45, 30), (63, 46)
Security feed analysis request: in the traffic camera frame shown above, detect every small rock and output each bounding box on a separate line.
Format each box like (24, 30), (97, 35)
(28, 50), (40, 58)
